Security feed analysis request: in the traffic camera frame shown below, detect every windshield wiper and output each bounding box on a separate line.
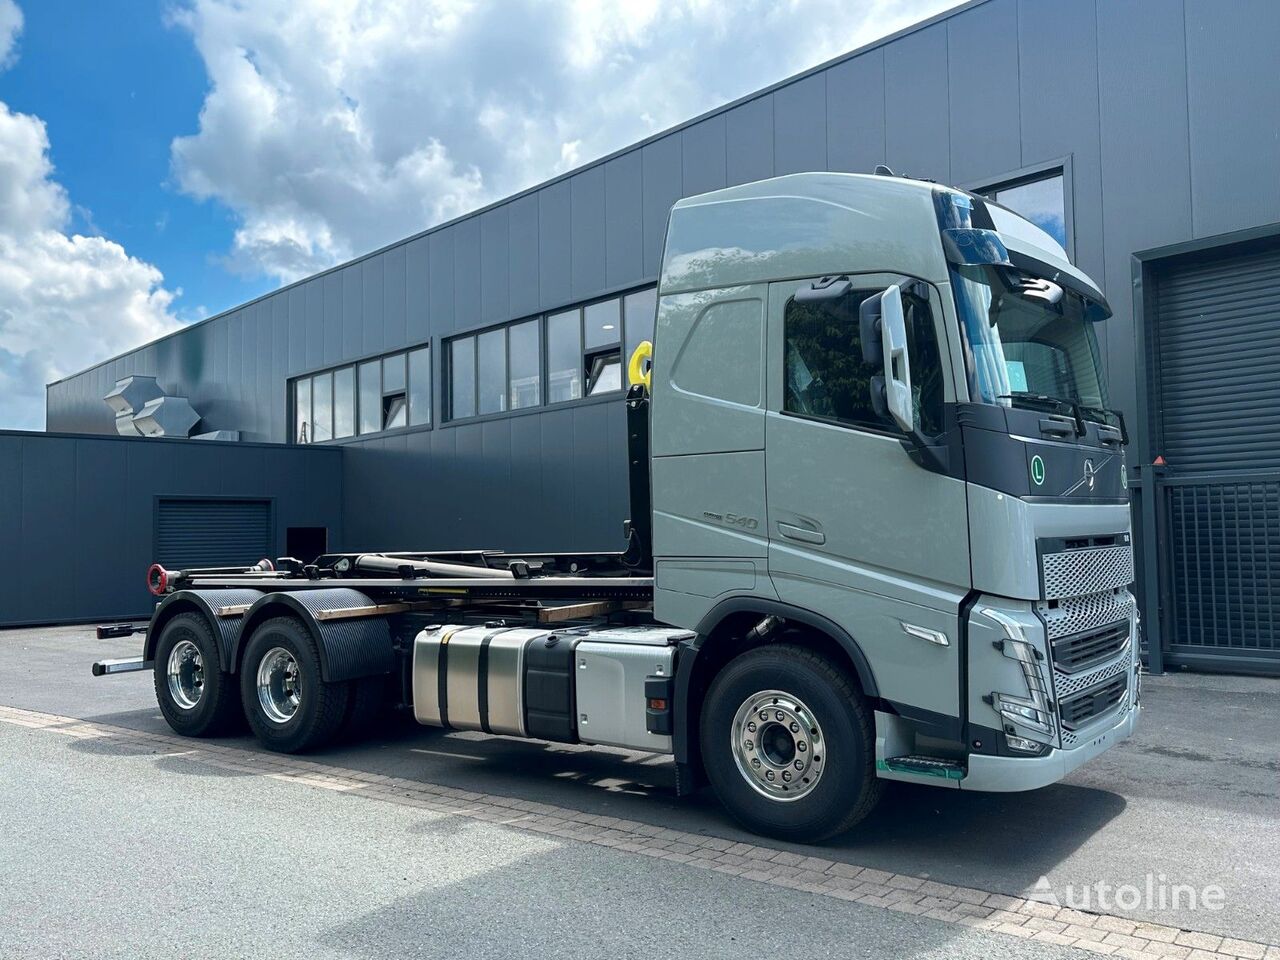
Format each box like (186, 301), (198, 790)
(1079, 404), (1130, 445)
(997, 392), (1087, 436)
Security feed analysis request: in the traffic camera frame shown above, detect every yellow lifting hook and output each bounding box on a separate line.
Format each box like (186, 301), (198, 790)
(627, 339), (653, 389)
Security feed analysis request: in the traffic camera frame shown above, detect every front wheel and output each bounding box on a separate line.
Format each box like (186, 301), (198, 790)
(240, 617), (350, 753)
(700, 643), (883, 843)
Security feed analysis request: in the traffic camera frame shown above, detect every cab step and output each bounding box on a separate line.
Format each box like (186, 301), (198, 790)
(879, 755), (966, 781)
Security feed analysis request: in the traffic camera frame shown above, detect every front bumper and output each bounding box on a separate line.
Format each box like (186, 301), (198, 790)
(961, 699), (1140, 792)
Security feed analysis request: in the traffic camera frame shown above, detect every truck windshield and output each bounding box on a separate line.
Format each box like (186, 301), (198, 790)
(951, 263), (1111, 418)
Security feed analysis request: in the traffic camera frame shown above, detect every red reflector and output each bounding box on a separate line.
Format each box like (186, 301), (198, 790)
(648, 698), (667, 711)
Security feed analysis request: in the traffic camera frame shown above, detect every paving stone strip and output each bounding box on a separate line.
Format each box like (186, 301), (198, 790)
(3, 703), (1274, 960)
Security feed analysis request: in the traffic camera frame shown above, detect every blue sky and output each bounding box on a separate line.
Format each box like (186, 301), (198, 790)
(0, 0), (955, 430)
(0, 0), (267, 319)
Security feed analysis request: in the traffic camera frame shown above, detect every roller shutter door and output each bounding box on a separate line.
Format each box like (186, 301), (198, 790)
(156, 498), (273, 570)
(1154, 243), (1280, 471)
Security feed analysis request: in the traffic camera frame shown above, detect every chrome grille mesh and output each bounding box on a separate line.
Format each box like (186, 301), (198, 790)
(1053, 646), (1132, 702)
(1041, 545), (1134, 599)
(1061, 686), (1129, 748)
(1039, 590), (1136, 640)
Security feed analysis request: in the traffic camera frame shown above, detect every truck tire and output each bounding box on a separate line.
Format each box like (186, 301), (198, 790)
(700, 643), (883, 843)
(153, 612), (241, 737)
(240, 617), (350, 753)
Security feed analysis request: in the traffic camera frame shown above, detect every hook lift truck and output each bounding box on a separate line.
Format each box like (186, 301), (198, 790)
(95, 171), (1140, 842)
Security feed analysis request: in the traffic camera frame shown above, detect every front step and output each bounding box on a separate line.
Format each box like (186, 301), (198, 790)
(879, 755), (966, 781)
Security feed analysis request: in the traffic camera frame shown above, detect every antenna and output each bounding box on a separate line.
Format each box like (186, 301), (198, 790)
(873, 164), (896, 177)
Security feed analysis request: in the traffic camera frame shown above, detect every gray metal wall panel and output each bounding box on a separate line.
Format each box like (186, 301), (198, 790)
(508, 413), (547, 548)
(1017, 0), (1104, 284)
(571, 165), (607, 300)
(454, 217), (482, 333)
(271, 294), (289, 441)
(538, 181), (572, 309)
(305, 279), (324, 371)
(725, 95), (774, 187)
(18, 435), (76, 622)
(1097, 0), (1192, 433)
(322, 271), (342, 366)
(641, 134), (682, 278)
(774, 74), (826, 176)
(884, 23), (950, 182)
(343, 263), (364, 359)
(682, 115), (726, 198)
(362, 255), (385, 356)
(947, 0), (1020, 185)
(507, 194), (540, 318)
(0, 437), (21, 619)
(1184, 0), (1280, 239)
(428, 227), (456, 336)
(287, 285), (306, 375)
(605, 151), (644, 289)
(406, 236), (430, 344)
(826, 50), (886, 176)
(480, 206), (510, 326)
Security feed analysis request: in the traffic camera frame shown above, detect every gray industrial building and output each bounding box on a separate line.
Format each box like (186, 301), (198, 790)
(12, 0), (1280, 675)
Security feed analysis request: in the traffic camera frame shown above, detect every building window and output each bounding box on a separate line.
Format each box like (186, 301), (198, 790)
(508, 319), (541, 410)
(408, 346), (431, 426)
(440, 283), (657, 422)
(312, 371), (333, 442)
(293, 346), (430, 443)
(358, 360), (380, 435)
(979, 171), (1068, 256)
(294, 377), (312, 444)
(382, 353), (407, 429)
(546, 309), (582, 404)
(333, 366), (355, 439)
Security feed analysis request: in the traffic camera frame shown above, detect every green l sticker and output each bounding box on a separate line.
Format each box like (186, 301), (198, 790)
(1031, 455), (1046, 486)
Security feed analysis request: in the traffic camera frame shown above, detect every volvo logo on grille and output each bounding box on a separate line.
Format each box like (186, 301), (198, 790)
(1083, 459), (1096, 492)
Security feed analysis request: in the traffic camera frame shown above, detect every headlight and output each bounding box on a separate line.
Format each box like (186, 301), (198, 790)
(980, 608), (1057, 739)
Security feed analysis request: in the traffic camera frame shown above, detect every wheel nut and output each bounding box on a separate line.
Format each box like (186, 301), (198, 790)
(747, 721), (756, 733)
(797, 742), (807, 752)
(766, 771), (775, 781)
(782, 771), (791, 782)
(751, 758), (761, 768)
(745, 740), (754, 750)
(775, 711), (784, 721)
(759, 711), (769, 722)
(794, 759), (803, 770)
(789, 722), (799, 733)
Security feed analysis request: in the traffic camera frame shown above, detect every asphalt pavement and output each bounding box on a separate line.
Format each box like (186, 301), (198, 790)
(2, 624), (1278, 957)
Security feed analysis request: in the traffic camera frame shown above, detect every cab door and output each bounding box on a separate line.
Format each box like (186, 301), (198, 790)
(764, 275), (970, 721)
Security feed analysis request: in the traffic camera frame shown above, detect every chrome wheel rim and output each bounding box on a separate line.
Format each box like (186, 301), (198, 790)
(166, 640), (204, 710)
(256, 646), (301, 724)
(730, 690), (826, 802)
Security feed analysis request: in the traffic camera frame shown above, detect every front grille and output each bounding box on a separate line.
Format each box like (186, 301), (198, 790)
(1039, 590), (1136, 640)
(1041, 544), (1134, 600)
(1059, 673), (1127, 730)
(1051, 621), (1131, 674)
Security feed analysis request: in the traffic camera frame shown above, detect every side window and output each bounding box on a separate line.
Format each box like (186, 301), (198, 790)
(783, 287), (943, 435)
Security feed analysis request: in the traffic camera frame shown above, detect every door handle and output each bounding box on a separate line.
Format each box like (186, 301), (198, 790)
(778, 521), (825, 545)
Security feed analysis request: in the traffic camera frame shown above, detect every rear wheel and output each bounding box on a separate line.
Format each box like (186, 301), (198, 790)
(700, 643), (883, 843)
(153, 612), (240, 737)
(240, 617), (349, 753)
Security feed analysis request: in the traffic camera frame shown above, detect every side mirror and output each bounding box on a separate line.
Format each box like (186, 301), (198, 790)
(858, 284), (914, 433)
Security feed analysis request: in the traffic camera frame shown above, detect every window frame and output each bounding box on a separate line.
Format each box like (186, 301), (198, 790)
(290, 345), (432, 444)
(964, 156), (1075, 264)
(778, 277), (946, 441)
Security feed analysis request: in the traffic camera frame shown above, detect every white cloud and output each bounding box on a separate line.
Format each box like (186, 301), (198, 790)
(0, 98), (180, 430)
(0, 0), (21, 70)
(171, 0), (959, 284)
